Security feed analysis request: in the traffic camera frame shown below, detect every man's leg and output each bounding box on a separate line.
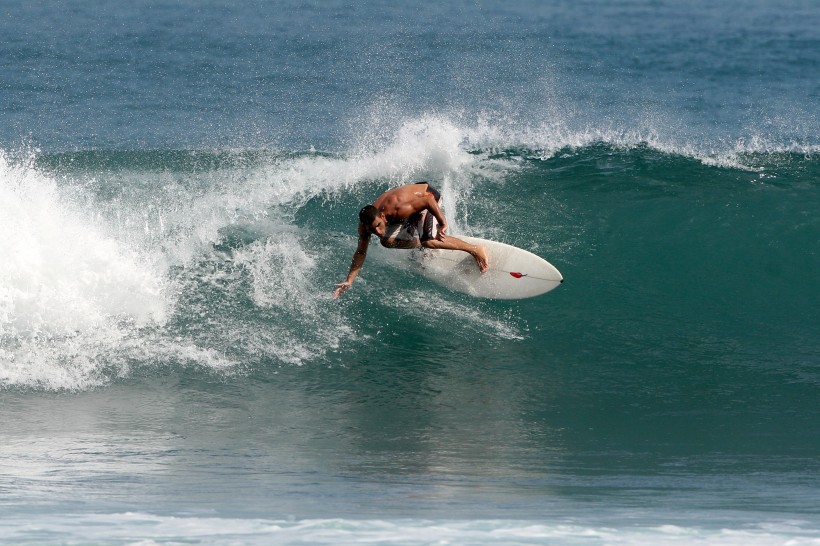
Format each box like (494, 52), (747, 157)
(422, 237), (489, 272)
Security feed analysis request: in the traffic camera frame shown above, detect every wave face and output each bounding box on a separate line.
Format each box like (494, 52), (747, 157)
(2, 117), (817, 402)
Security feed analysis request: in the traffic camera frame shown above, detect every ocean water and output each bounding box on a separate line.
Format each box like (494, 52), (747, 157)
(1, 0), (819, 544)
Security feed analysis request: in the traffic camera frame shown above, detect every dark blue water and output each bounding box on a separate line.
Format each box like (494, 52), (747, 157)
(2, 1), (819, 543)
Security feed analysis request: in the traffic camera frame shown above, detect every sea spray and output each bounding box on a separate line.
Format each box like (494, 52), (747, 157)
(0, 151), (170, 389)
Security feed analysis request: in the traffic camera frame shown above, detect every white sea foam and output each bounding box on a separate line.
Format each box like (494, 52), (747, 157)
(232, 237), (356, 365)
(0, 120), (497, 388)
(1, 513), (819, 546)
(0, 151), (170, 390)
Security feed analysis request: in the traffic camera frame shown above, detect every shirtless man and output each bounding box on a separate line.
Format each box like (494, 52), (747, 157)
(333, 182), (489, 299)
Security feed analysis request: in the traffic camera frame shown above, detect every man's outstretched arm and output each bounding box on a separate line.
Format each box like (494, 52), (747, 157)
(334, 226), (370, 299)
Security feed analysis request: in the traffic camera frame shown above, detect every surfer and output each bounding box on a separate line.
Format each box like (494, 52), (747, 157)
(333, 182), (489, 299)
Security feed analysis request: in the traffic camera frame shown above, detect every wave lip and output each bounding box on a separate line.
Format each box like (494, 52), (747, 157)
(461, 116), (819, 172)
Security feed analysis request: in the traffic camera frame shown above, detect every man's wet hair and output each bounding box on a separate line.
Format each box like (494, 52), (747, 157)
(359, 205), (379, 225)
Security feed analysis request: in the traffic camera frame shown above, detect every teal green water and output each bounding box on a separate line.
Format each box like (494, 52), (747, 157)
(4, 143), (818, 516)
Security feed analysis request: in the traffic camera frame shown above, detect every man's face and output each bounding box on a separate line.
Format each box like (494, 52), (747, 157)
(369, 214), (387, 238)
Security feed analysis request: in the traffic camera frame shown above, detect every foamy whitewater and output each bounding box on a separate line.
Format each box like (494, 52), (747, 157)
(1, 116), (527, 389)
(2, 0), (819, 544)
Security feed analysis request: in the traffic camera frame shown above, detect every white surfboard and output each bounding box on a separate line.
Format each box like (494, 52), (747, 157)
(402, 235), (563, 299)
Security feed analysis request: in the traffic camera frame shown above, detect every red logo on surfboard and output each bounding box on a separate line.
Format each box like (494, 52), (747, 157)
(509, 272), (527, 279)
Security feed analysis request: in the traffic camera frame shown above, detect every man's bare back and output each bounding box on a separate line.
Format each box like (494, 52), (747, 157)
(372, 184), (435, 222)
